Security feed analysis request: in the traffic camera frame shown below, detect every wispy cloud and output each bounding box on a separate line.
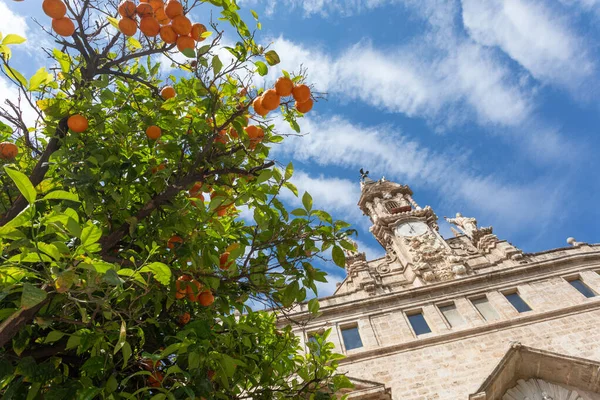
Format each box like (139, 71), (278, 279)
(0, 3), (28, 38)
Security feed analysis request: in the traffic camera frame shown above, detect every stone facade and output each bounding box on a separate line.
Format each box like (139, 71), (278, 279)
(281, 177), (600, 399)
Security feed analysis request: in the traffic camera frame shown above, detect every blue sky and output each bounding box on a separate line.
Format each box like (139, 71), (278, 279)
(2, 0), (599, 296)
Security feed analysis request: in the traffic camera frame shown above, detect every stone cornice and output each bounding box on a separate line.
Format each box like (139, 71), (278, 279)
(339, 298), (600, 364)
(284, 246), (600, 322)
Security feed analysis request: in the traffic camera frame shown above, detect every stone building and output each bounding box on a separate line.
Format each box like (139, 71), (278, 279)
(284, 176), (600, 400)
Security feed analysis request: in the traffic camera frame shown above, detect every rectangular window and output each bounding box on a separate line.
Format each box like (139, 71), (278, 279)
(504, 292), (532, 313)
(471, 296), (500, 321)
(568, 278), (596, 298)
(439, 303), (465, 328)
(407, 312), (432, 336)
(340, 326), (363, 351)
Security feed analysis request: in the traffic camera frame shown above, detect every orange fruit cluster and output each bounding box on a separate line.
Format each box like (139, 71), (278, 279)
(0, 142), (18, 160)
(67, 114), (89, 133)
(117, 0), (207, 54)
(253, 77), (313, 117)
(175, 274), (214, 305)
(42, 0), (75, 37)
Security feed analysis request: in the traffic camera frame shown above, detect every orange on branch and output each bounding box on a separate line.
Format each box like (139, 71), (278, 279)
(159, 25), (177, 43)
(244, 125), (264, 141)
(148, 0), (164, 11)
(198, 291), (215, 306)
(164, 0), (184, 18)
(228, 126), (239, 139)
(261, 89), (280, 111)
(52, 17), (75, 36)
(155, 7), (170, 25)
(118, 17), (138, 36)
(0, 142), (18, 160)
(219, 252), (231, 270)
(189, 182), (202, 197)
(176, 35), (194, 53)
(190, 23), (207, 41)
(140, 16), (160, 36)
(151, 163), (166, 174)
(42, 0), (67, 19)
(295, 98), (313, 113)
(171, 15), (192, 35)
(136, 3), (154, 17)
(146, 125), (161, 139)
(178, 312), (191, 325)
(167, 235), (183, 249)
(252, 96), (268, 117)
(67, 114), (88, 133)
(214, 130), (229, 144)
(292, 84), (311, 103)
(186, 279), (202, 301)
(275, 76), (294, 97)
(148, 372), (164, 388)
(118, 0), (136, 17)
(160, 86), (176, 99)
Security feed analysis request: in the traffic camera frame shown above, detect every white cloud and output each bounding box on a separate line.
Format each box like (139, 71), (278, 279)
(0, 3), (28, 39)
(315, 272), (345, 297)
(461, 0), (596, 94)
(272, 114), (565, 235)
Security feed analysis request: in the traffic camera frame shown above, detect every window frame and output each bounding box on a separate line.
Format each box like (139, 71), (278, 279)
(564, 275), (597, 298)
(405, 308), (433, 337)
(339, 324), (363, 352)
(469, 295), (500, 322)
(502, 290), (532, 313)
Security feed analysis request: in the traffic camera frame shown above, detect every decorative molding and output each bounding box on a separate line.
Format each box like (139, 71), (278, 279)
(503, 378), (583, 400)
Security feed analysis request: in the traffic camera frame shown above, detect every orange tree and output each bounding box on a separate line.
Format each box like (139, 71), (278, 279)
(0, 0), (355, 398)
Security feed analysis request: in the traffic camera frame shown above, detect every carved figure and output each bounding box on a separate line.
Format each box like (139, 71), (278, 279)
(445, 212), (478, 237)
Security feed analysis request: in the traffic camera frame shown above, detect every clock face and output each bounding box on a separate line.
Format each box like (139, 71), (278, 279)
(395, 221), (429, 237)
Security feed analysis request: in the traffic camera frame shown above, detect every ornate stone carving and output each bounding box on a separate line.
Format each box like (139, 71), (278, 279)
(503, 378), (583, 400)
(403, 232), (471, 282)
(445, 212), (479, 237)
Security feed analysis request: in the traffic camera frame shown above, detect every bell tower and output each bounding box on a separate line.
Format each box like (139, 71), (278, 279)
(358, 173), (471, 284)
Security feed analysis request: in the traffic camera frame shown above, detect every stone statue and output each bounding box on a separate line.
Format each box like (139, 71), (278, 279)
(445, 213), (478, 237)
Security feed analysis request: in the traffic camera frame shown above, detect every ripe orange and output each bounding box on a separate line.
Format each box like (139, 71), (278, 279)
(214, 130), (229, 144)
(136, 3), (153, 17)
(164, 0), (184, 19)
(167, 235), (183, 249)
(175, 291), (186, 299)
(42, 0), (67, 19)
(52, 17), (75, 36)
(186, 279), (202, 301)
(219, 252), (231, 270)
(252, 96), (268, 117)
(171, 15), (192, 35)
(275, 76), (294, 97)
(261, 89), (280, 111)
(176, 35), (194, 53)
(228, 126), (239, 139)
(190, 23), (207, 41)
(118, 0), (136, 17)
(151, 163), (166, 174)
(159, 25), (177, 43)
(175, 274), (191, 297)
(178, 312), (191, 325)
(160, 86), (176, 99)
(295, 98), (313, 113)
(67, 114), (88, 133)
(148, 371), (163, 388)
(244, 125), (264, 141)
(189, 182), (202, 197)
(140, 16), (160, 36)
(0, 142), (18, 159)
(155, 7), (170, 25)
(118, 17), (138, 36)
(292, 84), (311, 103)
(148, 0), (164, 11)
(198, 291), (215, 306)
(146, 125), (161, 139)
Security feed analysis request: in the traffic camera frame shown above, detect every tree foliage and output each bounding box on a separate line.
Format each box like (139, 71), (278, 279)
(0, 0), (355, 398)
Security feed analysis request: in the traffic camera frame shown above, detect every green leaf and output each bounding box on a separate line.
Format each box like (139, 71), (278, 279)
(285, 162), (294, 180)
(139, 262), (171, 285)
(21, 283), (47, 309)
(255, 61), (268, 76)
(265, 50), (280, 66)
(4, 167), (36, 204)
(80, 223), (102, 247)
(44, 331), (65, 343)
(302, 191), (313, 212)
(121, 341), (132, 369)
(42, 190), (80, 202)
(250, 9), (259, 20)
(212, 55), (223, 75)
(127, 37), (142, 50)
(331, 246), (346, 268)
(308, 298), (320, 315)
(37, 242), (61, 261)
(182, 47), (195, 58)
(113, 320), (126, 354)
(52, 48), (70, 73)
(107, 16), (119, 29)
(29, 67), (52, 91)
(2, 34), (26, 45)
(283, 182), (298, 197)
(3, 64), (27, 87)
